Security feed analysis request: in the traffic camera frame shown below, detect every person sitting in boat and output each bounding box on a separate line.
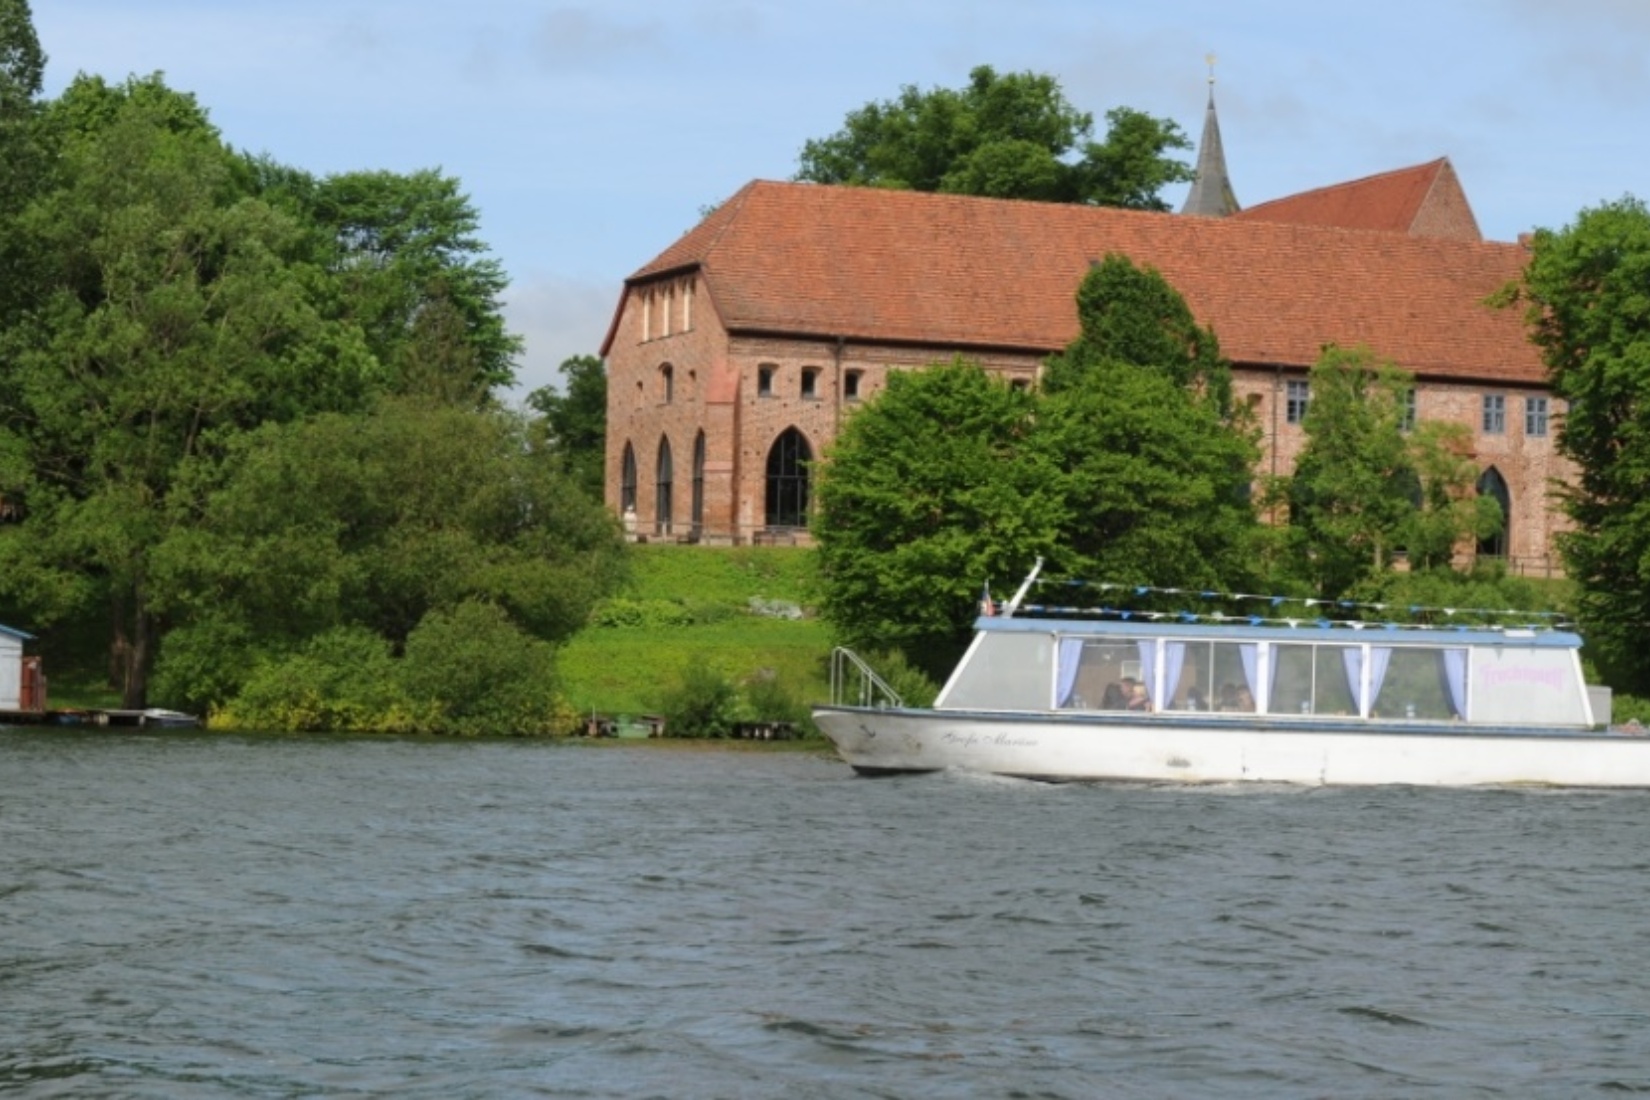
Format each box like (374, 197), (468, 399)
(1123, 679), (1150, 711)
(1100, 682), (1126, 710)
(1185, 686), (1207, 711)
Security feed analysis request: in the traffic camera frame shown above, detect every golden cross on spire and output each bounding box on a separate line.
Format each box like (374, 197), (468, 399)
(1206, 53), (1218, 85)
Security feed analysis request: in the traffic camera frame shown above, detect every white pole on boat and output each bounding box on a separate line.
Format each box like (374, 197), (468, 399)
(1003, 557), (1044, 618)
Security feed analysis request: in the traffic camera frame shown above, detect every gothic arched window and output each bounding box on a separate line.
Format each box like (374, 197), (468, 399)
(1476, 466), (1510, 559)
(691, 431), (706, 538)
(655, 436), (674, 536)
(765, 428), (812, 528)
(620, 442), (637, 514)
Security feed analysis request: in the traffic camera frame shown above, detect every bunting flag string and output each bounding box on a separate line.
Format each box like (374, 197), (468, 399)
(1026, 576), (1574, 630)
(1016, 602), (1565, 633)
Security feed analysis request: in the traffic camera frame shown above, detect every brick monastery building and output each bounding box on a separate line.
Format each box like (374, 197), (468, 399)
(600, 91), (1569, 574)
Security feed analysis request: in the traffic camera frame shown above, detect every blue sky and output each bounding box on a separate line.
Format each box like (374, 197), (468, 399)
(33, 1), (1650, 401)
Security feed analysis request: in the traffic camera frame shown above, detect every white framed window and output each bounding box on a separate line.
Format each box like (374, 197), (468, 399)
(1286, 380), (1310, 425)
(1525, 396), (1549, 437)
(1483, 394), (1506, 434)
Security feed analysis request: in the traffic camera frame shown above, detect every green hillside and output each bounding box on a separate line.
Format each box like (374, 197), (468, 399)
(556, 545), (833, 717)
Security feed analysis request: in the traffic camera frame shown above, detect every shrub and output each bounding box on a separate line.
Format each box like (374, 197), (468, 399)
(399, 600), (570, 736)
(865, 649), (941, 708)
(217, 627), (420, 733)
(655, 663), (745, 738)
(588, 597), (696, 629)
(743, 669), (818, 738)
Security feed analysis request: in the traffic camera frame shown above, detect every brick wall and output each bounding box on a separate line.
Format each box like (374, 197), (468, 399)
(606, 274), (1571, 572)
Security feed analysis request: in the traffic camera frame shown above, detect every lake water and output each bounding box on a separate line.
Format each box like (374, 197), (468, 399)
(5, 729), (1650, 1098)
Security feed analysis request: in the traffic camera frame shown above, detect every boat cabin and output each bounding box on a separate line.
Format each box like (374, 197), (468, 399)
(936, 617), (1595, 729)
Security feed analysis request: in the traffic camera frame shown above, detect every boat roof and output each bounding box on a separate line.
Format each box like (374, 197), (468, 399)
(0, 623), (34, 642)
(977, 614), (1582, 649)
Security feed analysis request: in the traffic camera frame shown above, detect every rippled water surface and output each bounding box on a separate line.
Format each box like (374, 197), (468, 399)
(5, 729), (1650, 1098)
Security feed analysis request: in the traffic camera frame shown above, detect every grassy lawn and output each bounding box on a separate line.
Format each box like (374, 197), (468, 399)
(556, 544), (834, 716)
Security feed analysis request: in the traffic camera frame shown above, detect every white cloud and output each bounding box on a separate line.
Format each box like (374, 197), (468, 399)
(500, 272), (620, 404)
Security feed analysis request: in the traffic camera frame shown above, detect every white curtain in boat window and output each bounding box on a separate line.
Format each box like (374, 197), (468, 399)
(1368, 647), (1393, 716)
(1239, 644), (1260, 710)
(1341, 646), (1395, 716)
(1341, 648), (1362, 714)
(1137, 641), (1156, 708)
(1442, 648), (1468, 718)
(1162, 642), (1187, 709)
(1056, 638), (1085, 707)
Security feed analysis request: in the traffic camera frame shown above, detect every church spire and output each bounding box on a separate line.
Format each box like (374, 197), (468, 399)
(1180, 55), (1241, 217)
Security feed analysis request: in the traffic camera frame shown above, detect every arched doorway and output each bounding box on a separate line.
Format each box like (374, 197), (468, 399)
(765, 428), (812, 529)
(1476, 466), (1510, 559)
(655, 436), (674, 537)
(691, 431), (705, 540)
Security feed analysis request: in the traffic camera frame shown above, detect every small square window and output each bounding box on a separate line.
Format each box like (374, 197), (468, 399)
(1286, 380), (1310, 425)
(1482, 394), (1506, 434)
(844, 370), (862, 400)
(757, 365), (775, 397)
(801, 368), (819, 399)
(1525, 396), (1549, 437)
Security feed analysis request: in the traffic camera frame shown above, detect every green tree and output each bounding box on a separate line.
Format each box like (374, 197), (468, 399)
(1516, 196), (1650, 691)
(0, 0), (42, 117)
(1035, 366), (1259, 590)
(814, 260), (1263, 673)
(1042, 252), (1231, 408)
(149, 399), (626, 712)
(813, 360), (1060, 675)
(256, 166), (522, 398)
(528, 354), (607, 499)
(1275, 346), (1499, 598)
(0, 74), (381, 706)
(0, 0), (47, 318)
(796, 65), (1192, 209)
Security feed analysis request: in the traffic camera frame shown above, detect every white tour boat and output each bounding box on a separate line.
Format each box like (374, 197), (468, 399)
(813, 564), (1648, 788)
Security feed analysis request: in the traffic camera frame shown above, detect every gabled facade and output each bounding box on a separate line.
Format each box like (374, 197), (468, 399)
(1234, 158), (1483, 242)
(601, 177), (1568, 574)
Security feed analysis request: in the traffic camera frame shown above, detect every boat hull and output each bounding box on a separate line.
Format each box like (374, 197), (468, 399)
(812, 706), (1650, 788)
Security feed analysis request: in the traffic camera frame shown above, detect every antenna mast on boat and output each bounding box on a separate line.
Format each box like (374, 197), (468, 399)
(1003, 558), (1044, 617)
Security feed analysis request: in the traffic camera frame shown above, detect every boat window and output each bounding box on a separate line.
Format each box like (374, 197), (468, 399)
(1171, 640), (1257, 712)
(1057, 640), (1141, 710)
(1270, 643), (1359, 717)
(1370, 647), (1464, 719)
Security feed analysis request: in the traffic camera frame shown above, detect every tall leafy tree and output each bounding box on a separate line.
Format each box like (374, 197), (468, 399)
(1275, 346), (1499, 598)
(150, 399), (627, 712)
(1516, 197), (1650, 692)
(814, 258), (1263, 672)
(0, 74), (380, 705)
(813, 360), (1060, 673)
(796, 65), (1193, 209)
(0, 0), (45, 317)
(261, 167), (522, 398)
(528, 354), (607, 499)
(1042, 252), (1231, 408)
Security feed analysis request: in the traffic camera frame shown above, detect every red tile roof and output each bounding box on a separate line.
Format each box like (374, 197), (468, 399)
(1233, 158), (1482, 241)
(610, 180), (1540, 384)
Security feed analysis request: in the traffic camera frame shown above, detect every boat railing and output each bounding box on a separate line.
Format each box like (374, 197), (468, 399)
(829, 648), (905, 709)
